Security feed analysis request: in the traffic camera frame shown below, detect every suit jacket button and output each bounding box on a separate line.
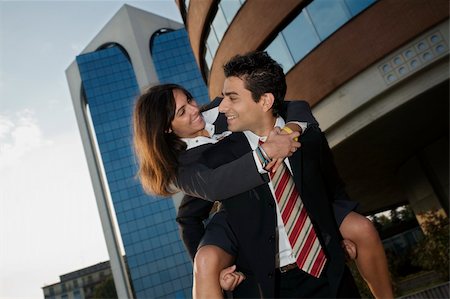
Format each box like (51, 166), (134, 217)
(268, 272), (273, 279)
(268, 201), (274, 208)
(269, 235), (275, 243)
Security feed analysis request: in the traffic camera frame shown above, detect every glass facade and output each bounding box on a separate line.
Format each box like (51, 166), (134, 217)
(151, 29), (209, 105)
(76, 45), (192, 298)
(266, 0), (376, 73)
(205, 0), (245, 69)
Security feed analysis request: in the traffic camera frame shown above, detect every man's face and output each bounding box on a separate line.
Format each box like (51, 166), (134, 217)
(219, 76), (265, 133)
(170, 88), (206, 138)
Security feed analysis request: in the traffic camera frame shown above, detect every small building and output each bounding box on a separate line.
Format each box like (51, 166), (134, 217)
(42, 261), (112, 299)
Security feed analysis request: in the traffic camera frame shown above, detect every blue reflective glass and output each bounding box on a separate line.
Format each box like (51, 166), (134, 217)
(345, 0), (375, 16)
(282, 12), (320, 62)
(266, 34), (295, 73)
(152, 29), (209, 105)
(264, 0), (376, 74)
(306, 0), (350, 40)
(77, 44), (192, 298)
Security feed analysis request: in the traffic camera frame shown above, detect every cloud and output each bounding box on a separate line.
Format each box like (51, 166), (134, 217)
(0, 129), (108, 298)
(0, 109), (52, 169)
(0, 116), (14, 139)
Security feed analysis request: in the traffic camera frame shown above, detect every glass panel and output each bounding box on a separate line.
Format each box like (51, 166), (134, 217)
(282, 12), (321, 62)
(205, 45), (213, 69)
(220, 0), (242, 24)
(206, 28), (219, 57)
(307, 0), (350, 40)
(212, 8), (228, 41)
(73, 290), (82, 299)
(266, 34), (294, 73)
(344, 0), (375, 16)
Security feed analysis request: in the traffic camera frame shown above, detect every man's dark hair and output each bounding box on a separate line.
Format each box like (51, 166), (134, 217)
(223, 51), (286, 116)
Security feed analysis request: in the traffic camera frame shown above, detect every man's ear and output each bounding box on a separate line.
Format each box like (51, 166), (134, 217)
(261, 93), (275, 112)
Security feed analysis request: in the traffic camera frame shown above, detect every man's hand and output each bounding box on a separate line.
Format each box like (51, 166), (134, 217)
(262, 127), (301, 172)
(219, 265), (246, 291)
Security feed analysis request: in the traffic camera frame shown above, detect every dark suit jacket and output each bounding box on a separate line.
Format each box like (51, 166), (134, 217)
(175, 100), (354, 297)
(175, 99), (316, 258)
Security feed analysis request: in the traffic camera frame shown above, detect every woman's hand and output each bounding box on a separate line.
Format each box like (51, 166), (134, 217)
(262, 127), (301, 172)
(219, 265), (246, 291)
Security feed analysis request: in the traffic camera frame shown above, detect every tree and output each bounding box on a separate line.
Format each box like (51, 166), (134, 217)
(390, 208), (401, 224)
(93, 276), (118, 299)
(398, 205), (415, 222)
(412, 210), (449, 279)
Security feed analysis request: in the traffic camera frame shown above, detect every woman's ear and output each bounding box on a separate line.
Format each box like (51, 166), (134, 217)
(261, 93), (275, 112)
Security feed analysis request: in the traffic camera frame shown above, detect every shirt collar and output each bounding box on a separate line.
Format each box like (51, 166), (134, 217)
(181, 107), (229, 150)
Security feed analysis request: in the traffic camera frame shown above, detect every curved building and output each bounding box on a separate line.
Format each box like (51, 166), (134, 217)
(178, 0), (449, 223)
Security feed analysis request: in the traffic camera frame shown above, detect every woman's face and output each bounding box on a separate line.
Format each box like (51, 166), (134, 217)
(170, 89), (206, 138)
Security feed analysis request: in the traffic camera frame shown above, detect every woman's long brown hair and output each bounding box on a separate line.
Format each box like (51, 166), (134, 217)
(133, 84), (189, 196)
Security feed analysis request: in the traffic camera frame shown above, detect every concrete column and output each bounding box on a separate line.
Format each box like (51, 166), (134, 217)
(397, 138), (448, 231)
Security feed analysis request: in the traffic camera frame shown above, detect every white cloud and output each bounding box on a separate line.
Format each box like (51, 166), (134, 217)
(0, 127), (108, 298)
(0, 110), (52, 169)
(0, 115), (14, 139)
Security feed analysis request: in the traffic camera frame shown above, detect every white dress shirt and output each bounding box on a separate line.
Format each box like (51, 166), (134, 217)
(244, 117), (297, 268)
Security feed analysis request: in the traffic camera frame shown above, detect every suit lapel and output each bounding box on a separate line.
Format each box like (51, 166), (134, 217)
(213, 112), (228, 134)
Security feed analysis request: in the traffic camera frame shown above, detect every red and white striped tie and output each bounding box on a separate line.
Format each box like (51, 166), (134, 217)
(270, 162), (327, 277)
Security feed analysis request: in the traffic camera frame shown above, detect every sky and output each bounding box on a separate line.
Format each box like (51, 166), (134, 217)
(0, 1), (182, 298)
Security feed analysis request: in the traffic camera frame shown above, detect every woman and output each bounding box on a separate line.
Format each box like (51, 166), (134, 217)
(133, 83), (393, 299)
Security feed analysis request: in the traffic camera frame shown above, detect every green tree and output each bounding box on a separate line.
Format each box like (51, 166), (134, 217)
(93, 276), (118, 299)
(398, 205), (415, 222)
(377, 214), (391, 227)
(390, 208), (401, 224)
(412, 211), (449, 280)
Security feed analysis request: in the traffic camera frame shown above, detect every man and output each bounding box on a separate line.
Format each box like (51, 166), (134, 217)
(177, 51), (360, 298)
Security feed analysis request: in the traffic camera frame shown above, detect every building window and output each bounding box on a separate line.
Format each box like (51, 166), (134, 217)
(73, 290), (82, 299)
(205, 0), (245, 69)
(266, 0), (376, 73)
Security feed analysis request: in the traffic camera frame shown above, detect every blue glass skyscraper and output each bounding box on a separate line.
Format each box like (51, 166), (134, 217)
(151, 29), (209, 105)
(66, 5), (209, 298)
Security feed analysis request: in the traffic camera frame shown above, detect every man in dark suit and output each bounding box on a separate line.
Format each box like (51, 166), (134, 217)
(177, 51), (360, 298)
